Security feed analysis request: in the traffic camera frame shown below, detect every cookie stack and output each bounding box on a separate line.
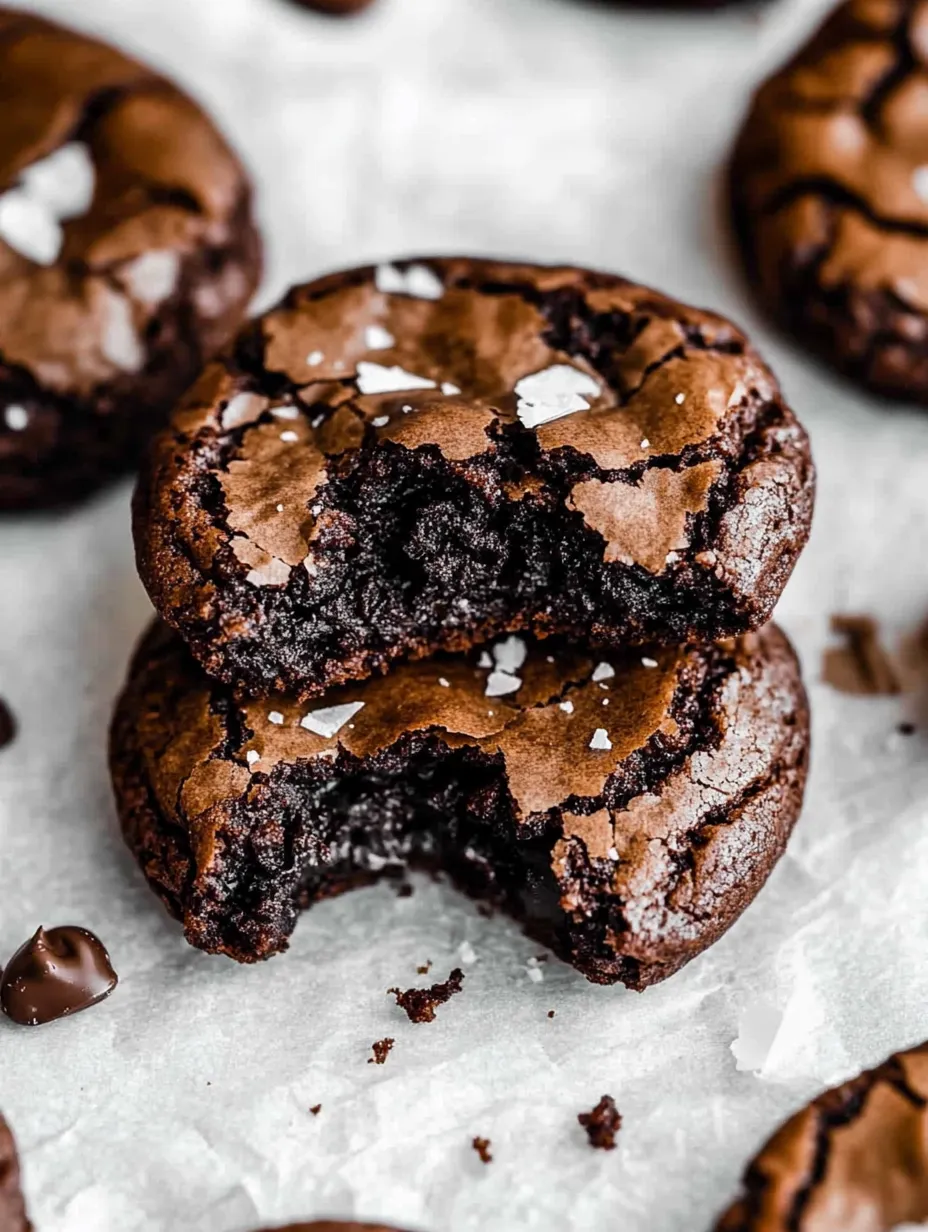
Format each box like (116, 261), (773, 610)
(111, 257), (815, 989)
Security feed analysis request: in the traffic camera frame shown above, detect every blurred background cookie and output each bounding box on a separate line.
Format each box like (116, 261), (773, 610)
(731, 0), (928, 403)
(0, 8), (261, 510)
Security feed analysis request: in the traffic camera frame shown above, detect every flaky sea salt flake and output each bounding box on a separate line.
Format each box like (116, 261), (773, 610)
(300, 701), (365, 739)
(356, 362), (436, 396)
(515, 365), (600, 429)
(589, 728), (612, 751)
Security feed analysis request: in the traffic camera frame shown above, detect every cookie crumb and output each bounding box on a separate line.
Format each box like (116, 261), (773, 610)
(0, 699), (15, 750)
(578, 1095), (621, 1149)
(898, 721), (916, 735)
(822, 615), (901, 695)
(472, 1136), (492, 1164)
(389, 967), (464, 1023)
(396, 882), (413, 898)
(368, 1038), (394, 1065)
(416, 959), (432, 975)
(310, 1103), (322, 1115)
(547, 1010), (556, 1019)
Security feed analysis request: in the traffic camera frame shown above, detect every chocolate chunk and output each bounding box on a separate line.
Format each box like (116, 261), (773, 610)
(0, 10), (260, 509)
(110, 623), (809, 989)
(134, 257), (814, 702)
(389, 969), (464, 1024)
(730, 0), (928, 403)
(578, 1094), (622, 1150)
(368, 1038), (394, 1065)
(0, 1115), (30, 1232)
(715, 1040), (928, 1230)
(822, 615), (901, 695)
(0, 926), (117, 1026)
(0, 700), (14, 751)
(472, 1136), (492, 1164)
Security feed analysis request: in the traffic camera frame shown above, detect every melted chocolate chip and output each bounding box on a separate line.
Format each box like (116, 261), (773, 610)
(0, 926), (117, 1026)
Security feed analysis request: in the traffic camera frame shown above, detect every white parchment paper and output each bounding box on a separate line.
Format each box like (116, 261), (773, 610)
(2, 0), (928, 1228)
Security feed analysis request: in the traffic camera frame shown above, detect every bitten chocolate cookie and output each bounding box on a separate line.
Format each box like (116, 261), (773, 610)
(0, 9), (260, 509)
(731, 0), (928, 402)
(135, 258), (814, 701)
(110, 621), (809, 990)
(0, 1116), (30, 1232)
(716, 1041), (928, 1230)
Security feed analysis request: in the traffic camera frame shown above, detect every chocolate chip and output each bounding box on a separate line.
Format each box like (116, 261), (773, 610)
(0, 926), (117, 1026)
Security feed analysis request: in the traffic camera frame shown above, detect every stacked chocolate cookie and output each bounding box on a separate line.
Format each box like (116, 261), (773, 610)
(111, 257), (815, 989)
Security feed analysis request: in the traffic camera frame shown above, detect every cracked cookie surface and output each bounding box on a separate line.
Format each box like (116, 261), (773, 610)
(109, 621), (809, 989)
(0, 8), (261, 509)
(0, 1115), (30, 1232)
(731, 0), (928, 402)
(715, 1041), (928, 1230)
(135, 257), (814, 701)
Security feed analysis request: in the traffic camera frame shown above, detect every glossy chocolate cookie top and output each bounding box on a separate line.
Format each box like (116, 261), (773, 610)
(0, 1115), (30, 1232)
(716, 1041), (928, 1230)
(731, 0), (928, 401)
(0, 8), (260, 507)
(111, 621), (809, 988)
(136, 258), (813, 700)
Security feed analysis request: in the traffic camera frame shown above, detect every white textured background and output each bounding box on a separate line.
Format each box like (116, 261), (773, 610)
(2, 0), (928, 1229)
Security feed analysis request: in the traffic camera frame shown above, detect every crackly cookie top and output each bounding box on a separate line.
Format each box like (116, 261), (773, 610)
(716, 1042), (928, 1231)
(733, 0), (928, 314)
(0, 8), (252, 399)
(160, 257), (780, 591)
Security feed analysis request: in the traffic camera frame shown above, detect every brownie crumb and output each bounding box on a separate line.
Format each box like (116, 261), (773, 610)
(578, 1095), (622, 1150)
(0, 699), (15, 751)
(898, 721), (916, 736)
(389, 968), (464, 1023)
(310, 1103), (322, 1115)
(548, 1010), (556, 1019)
(368, 1038), (395, 1065)
(472, 1136), (492, 1164)
(416, 960), (432, 975)
(822, 615), (901, 695)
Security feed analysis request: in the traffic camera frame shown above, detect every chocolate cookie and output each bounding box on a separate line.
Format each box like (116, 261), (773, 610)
(258, 1225), (407, 1231)
(287, 0), (377, 12)
(716, 1041), (928, 1230)
(0, 1116), (30, 1232)
(134, 258), (814, 701)
(110, 621), (809, 989)
(0, 9), (260, 510)
(731, 0), (928, 402)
